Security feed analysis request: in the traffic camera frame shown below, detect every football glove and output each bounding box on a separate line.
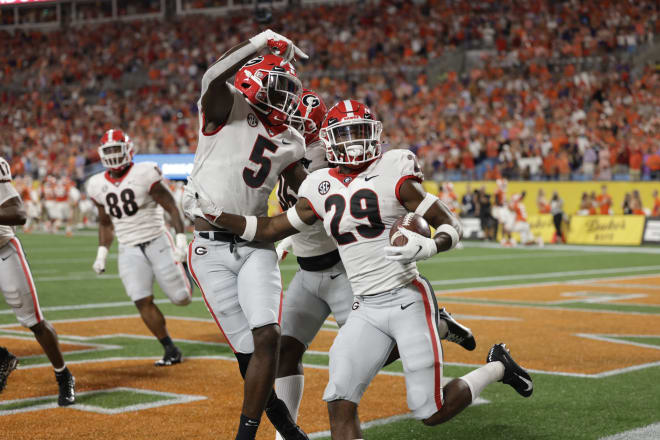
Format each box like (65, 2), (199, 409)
(173, 233), (188, 263)
(276, 236), (293, 262)
(92, 246), (108, 274)
(249, 29), (309, 63)
(384, 228), (437, 265)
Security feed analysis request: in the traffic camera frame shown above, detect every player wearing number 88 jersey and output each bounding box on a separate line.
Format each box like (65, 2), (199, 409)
(86, 129), (192, 367)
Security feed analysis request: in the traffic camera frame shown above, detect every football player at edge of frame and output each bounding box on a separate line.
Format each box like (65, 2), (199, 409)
(0, 156), (76, 405)
(273, 91), (476, 440)
(198, 100), (534, 440)
(87, 130), (192, 367)
(184, 29), (311, 440)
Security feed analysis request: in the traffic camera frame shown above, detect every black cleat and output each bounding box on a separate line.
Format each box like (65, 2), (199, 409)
(265, 397), (310, 440)
(155, 346), (182, 367)
(487, 343), (533, 397)
(0, 347), (19, 394)
(438, 307), (476, 351)
(55, 368), (76, 406)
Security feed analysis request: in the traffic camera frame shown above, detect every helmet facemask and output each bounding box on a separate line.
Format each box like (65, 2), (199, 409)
(321, 119), (383, 166)
(99, 142), (133, 170)
(253, 69), (302, 124)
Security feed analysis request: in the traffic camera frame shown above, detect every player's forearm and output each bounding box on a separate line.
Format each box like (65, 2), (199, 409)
(0, 206), (26, 225)
(216, 212), (297, 243)
(165, 206), (184, 234)
(201, 41), (258, 98)
(98, 223), (114, 248)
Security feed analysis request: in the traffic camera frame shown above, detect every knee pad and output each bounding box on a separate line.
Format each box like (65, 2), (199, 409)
(323, 354), (362, 403)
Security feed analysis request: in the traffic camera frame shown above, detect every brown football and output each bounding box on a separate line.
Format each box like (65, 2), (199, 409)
(389, 213), (432, 246)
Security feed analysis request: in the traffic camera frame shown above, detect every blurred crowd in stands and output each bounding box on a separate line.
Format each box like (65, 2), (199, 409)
(0, 0), (659, 186)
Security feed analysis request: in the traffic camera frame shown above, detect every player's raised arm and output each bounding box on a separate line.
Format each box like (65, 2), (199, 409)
(385, 179), (463, 264)
(91, 200), (114, 274)
(201, 30), (309, 130)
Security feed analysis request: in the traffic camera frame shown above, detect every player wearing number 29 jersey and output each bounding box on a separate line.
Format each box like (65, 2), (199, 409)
(209, 99), (534, 439)
(87, 129), (192, 368)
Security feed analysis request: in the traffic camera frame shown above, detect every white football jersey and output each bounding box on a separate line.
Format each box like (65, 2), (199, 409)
(87, 162), (165, 246)
(0, 157), (19, 248)
(277, 141), (336, 258)
(298, 149), (425, 296)
(186, 84), (305, 220)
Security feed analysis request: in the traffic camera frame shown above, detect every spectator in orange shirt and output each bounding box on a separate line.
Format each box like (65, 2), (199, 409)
(652, 190), (660, 217)
(647, 151), (660, 180)
(596, 185), (612, 215)
(629, 147), (643, 181)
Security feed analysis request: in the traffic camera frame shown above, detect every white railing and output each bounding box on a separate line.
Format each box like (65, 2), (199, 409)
(175, 0), (287, 16)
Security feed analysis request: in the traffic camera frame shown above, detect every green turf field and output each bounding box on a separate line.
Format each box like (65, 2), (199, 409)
(2, 232), (659, 439)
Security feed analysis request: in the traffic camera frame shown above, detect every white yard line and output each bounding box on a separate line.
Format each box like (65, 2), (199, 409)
(599, 423), (660, 440)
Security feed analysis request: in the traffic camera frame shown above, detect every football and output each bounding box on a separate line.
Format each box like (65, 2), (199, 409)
(389, 213), (432, 246)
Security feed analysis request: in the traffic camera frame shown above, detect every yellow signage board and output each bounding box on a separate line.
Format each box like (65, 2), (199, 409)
(567, 215), (645, 245)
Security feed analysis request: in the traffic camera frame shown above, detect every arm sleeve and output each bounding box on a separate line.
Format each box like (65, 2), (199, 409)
(391, 150), (425, 204)
(0, 182), (19, 206)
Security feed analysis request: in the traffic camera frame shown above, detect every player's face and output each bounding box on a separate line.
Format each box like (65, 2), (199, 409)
(266, 72), (302, 117)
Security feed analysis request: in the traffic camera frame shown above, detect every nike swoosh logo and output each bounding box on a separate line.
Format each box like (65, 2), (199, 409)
(0, 256), (9, 261)
(401, 302), (415, 310)
(330, 273), (341, 280)
(412, 245), (422, 259)
(519, 375), (533, 392)
(364, 175), (379, 181)
(282, 139), (292, 145)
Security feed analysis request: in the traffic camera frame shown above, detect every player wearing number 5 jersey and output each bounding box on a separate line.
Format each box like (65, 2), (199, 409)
(183, 30), (310, 440)
(202, 100), (534, 440)
(87, 129), (192, 367)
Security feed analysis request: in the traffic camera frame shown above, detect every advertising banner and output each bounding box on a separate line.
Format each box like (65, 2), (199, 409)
(134, 154), (194, 181)
(642, 218), (660, 244)
(567, 216), (645, 245)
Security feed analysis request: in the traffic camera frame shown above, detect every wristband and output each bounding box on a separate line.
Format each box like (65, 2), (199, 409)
(249, 31), (270, 49)
(286, 206), (309, 232)
(414, 192), (439, 217)
(435, 224), (459, 249)
(240, 216), (258, 241)
(175, 233), (187, 249)
(96, 246), (109, 261)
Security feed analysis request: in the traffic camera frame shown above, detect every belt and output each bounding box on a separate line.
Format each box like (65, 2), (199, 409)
(198, 231), (246, 243)
(297, 249), (341, 272)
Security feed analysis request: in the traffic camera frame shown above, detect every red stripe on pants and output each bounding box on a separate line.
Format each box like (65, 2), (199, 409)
(10, 238), (42, 324)
(412, 278), (442, 410)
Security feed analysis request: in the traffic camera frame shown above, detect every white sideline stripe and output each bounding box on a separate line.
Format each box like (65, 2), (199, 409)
(431, 265), (660, 286)
(599, 423), (660, 440)
(0, 387), (206, 416)
(0, 297), (206, 316)
(576, 333), (660, 351)
(462, 241), (660, 254)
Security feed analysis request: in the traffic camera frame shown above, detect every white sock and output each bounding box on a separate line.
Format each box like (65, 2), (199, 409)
(274, 374), (304, 440)
(53, 365), (67, 373)
(437, 318), (449, 339)
(460, 361), (505, 402)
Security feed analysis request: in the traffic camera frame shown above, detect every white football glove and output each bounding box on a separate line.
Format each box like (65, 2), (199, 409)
(92, 246), (108, 274)
(249, 29), (309, 63)
(173, 233), (188, 263)
(276, 236), (293, 262)
(188, 177), (224, 226)
(384, 228), (437, 265)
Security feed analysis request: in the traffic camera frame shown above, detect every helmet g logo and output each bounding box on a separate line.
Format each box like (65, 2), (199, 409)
(244, 56), (264, 67)
(302, 94), (320, 108)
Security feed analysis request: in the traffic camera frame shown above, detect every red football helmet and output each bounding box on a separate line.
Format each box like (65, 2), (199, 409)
(234, 54), (302, 125)
(320, 100), (382, 167)
(290, 89), (328, 145)
(98, 129), (134, 170)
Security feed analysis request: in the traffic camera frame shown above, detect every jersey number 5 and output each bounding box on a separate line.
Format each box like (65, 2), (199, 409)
(243, 135), (279, 188)
(325, 189), (385, 245)
(106, 189), (138, 219)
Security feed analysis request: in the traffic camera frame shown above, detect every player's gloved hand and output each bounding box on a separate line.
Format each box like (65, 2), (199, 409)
(93, 246), (108, 274)
(173, 233), (188, 263)
(195, 191), (223, 226)
(275, 236), (293, 262)
(249, 29), (309, 63)
(384, 228), (437, 265)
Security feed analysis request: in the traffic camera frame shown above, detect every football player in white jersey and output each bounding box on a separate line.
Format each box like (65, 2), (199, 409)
(87, 129), (192, 367)
(0, 157), (76, 406)
(201, 100), (534, 439)
(184, 30), (311, 440)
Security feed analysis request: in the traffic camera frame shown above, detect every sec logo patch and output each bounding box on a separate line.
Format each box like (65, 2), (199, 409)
(352, 301), (360, 310)
(247, 113), (258, 127)
(318, 181), (330, 195)
(194, 246), (208, 256)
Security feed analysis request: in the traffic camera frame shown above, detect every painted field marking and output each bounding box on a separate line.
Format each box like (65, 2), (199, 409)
(462, 242), (660, 254)
(550, 291), (649, 305)
(576, 334), (660, 351)
(599, 422), (660, 440)
(0, 387), (207, 416)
